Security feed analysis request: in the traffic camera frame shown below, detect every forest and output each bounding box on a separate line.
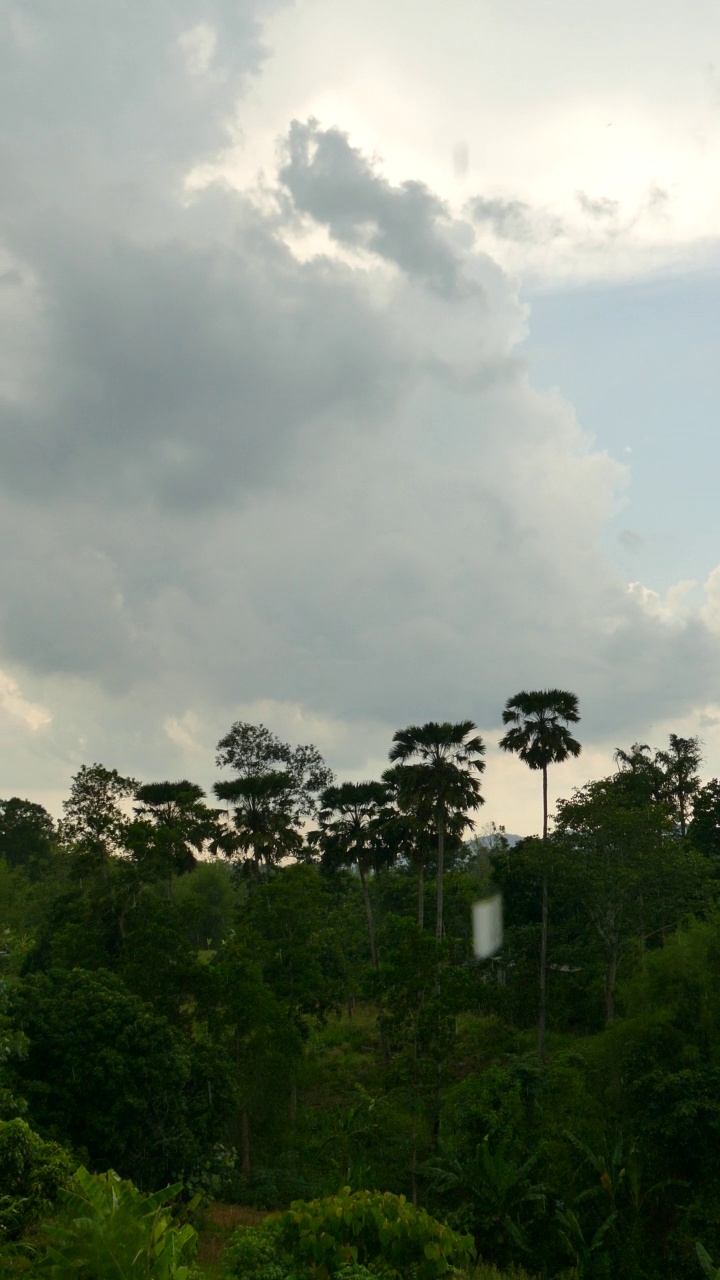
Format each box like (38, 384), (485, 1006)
(0, 692), (720, 1280)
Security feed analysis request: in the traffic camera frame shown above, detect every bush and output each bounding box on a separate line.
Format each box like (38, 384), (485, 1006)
(281, 1188), (473, 1279)
(0, 1119), (72, 1241)
(222, 1221), (293, 1280)
(223, 1190), (474, 1280)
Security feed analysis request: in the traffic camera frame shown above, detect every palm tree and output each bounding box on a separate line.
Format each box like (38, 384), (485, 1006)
(213, 772), (302, 873)
(499, 689), (581, 1062)
(311, 780), (390, 968)
(131, 780), (221, 895)
(388, 721), (485, 941)
(382, 764), (436, 930)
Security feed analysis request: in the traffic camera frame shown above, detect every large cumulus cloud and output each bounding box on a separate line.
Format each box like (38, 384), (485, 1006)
(1, 0), (719, 806)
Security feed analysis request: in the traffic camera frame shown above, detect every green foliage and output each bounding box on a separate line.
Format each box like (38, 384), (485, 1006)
(7, 968), (234, 1188)
(0, 1119), (72, 1241)
(38, 1166), (198, 1279)
(427, 1139), (546, 1262)
(0, 802), (56, 882)
(276, 1187), (475, 1280)
(6, 734), (720, 1280)
(222, 1220), (291, 1280)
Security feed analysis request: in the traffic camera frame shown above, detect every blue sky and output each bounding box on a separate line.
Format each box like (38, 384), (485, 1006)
(524, 269), (720, 597)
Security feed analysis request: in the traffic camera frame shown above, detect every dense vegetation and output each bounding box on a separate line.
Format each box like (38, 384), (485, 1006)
(0, 701), (719, 1278)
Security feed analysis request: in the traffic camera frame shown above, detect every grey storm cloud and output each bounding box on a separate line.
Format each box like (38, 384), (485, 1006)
(278, 120), (473, 297)
(2, 0), (720, 797)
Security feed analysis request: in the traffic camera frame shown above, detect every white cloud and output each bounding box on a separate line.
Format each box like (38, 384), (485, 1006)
(212, 0), (720, 286)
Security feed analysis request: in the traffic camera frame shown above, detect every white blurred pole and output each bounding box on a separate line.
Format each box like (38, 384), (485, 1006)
(473, 893), (503, 959)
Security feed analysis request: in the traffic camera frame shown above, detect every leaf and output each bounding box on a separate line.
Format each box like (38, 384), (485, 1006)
(697, 1242), (720, 1279)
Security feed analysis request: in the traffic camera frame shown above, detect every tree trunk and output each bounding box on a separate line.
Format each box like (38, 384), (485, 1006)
(605, 944), (619, 1023)
(358, 862), (378, 968)
(241, 1106), (251, 1176)
(358, 862), (390, 1063)
(538, 765), (549, 1064)
(538, 864), (548, 1064)
(435, 809), (445, 943)
(417, 856), (425, 930)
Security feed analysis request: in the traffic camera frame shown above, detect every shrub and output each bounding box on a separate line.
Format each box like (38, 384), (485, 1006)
(222, 1220), (294, 1280)
(278, 1187), (474, 1280)
(0, 1119), (72, 1241)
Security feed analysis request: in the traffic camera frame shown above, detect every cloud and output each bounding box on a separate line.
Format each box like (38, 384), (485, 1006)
(278, 119), (474, 296)
(576, 191), (620, 220)
(2, 0), (720, 822)
(0, 672), (51, 732)
(468, 196), (566, 243)
(619, 529), (644, 552)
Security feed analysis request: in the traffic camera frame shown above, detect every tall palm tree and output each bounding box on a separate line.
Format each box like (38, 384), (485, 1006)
(499, 689), (581, 1062)
(311, 780), (390, 968)
(382, 763), (436, 930)
(213, 772), (302, 873)
(388, 721), (485, 941)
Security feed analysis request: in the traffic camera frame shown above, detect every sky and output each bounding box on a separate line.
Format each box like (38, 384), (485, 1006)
(2, 0), (720, 834)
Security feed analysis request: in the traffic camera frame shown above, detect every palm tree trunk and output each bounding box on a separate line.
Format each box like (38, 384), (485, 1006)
(538, 865), (548, 1063)
(417, 855), (425, 930)
(358, 861), (390, 1063)
(538, 764), (549, 1064)
(358, 862), (378, 967)
(435, 808), (445, 942)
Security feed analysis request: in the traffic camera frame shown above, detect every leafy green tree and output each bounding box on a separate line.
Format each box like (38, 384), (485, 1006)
(60, 763), (137, 874)
(388, 723), (485, 941)
(213, 772), (303, 874)
(7, 968), (232, 1187)
(172, 861), (238, 950)
(215, 722), (334, 822)
(0, 799), (57, 880)
(689, 778), (720, 860)
(554, 778), (710, 1022)
(499, 690), (581, 1061)
(239, 864), (347, 1028)
(596, 914), (720, 1199)
(208, 938), (301, 1175)
(311, 781), (391, 968)
(654, 733), (703, 837)
(613, 742), (666, 809)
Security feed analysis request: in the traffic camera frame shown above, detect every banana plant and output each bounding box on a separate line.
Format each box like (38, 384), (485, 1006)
(38, 1166), (199, 1279)
(697, 1242), (720, 1278)
(555, 1203), (617, 1278)
(426, 1137), (547, 1257)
